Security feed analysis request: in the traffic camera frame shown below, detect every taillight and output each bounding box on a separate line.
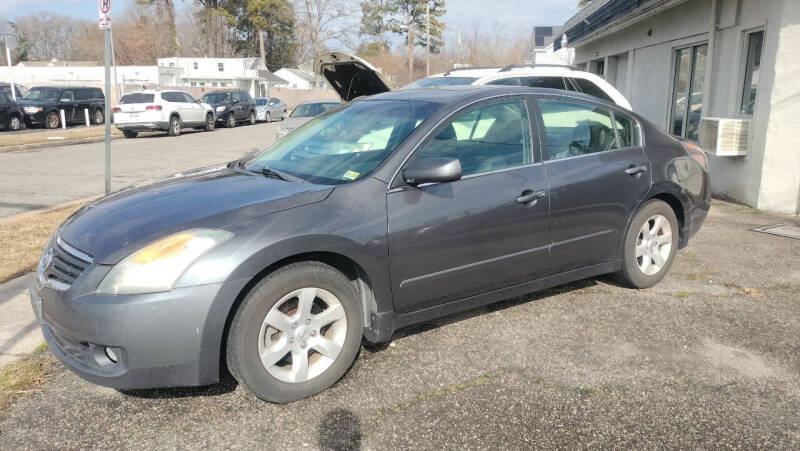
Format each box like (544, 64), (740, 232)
(112, 107), (121, 113)
(682, 140), (709, 171)
(145, 105), (162, 111)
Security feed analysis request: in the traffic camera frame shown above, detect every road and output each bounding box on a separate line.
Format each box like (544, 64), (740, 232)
(1, 200), (798, 449)
(0, 122), (280, 217)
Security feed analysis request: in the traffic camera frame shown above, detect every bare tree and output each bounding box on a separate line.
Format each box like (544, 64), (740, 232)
(136, 0), (180, 56)
(294, 0), (358, 65)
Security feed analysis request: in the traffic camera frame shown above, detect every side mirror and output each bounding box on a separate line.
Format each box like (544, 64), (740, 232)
(233, 99), (240, 104)
(60, 97), (71, 103)
(402, 157), (462, 185)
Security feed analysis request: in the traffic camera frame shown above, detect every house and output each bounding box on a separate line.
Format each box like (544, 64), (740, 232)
(156, 57), (287, 97)
(274, 68), (321, 90)
(556, 0), (800, 214)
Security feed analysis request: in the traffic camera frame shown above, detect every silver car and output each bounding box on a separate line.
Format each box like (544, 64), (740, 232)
(255, 97), (287, 122)
(276, 100), (341, 139)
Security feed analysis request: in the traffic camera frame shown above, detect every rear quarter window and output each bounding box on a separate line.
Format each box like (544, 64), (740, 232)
(572, 78), (614, 103)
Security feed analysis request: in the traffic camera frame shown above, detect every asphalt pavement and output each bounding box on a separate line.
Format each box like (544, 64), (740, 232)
(0, 122), (279, 217)
(1, 200), (798, 449)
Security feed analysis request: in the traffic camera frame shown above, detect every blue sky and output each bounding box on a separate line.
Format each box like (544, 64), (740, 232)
(1, 0), (581, 38)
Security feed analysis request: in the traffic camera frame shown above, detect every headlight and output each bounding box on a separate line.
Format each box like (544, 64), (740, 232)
(24, 106), (43, 114)
(96, 229), (233, 295)
(215, 105), (227, 112)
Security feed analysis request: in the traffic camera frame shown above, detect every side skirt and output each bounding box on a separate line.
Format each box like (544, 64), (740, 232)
(365, 261), (619, 343)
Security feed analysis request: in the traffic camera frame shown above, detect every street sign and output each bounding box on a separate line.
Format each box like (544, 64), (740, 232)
(98, 0), (111, 29)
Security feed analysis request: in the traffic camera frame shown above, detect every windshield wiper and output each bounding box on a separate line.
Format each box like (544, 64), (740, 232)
(227, 159), (256, 176)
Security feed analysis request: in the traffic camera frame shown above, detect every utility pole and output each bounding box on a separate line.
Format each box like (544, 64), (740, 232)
(426, 3), (431, 76)
(1, 28), (17, 101)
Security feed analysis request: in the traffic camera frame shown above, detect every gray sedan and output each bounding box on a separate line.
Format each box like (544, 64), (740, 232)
(31, 86), (710, 404)
(276, 100), (341, 139)
(255, 97), (287, 122)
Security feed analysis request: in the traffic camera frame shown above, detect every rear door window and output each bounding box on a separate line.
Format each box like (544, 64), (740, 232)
(75, 89), (91, 101)
(537, 99), (619, 160)
(572, 78), (614, 103)
(522, 76), (567, 90)
(181, 93), (197, 103)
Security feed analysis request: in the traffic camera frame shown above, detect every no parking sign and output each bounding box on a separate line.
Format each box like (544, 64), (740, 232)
(98, 0), (111, 29)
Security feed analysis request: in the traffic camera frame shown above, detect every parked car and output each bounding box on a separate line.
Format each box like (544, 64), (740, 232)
(255, 97), (287, 122)
(0, 83), (27, 99)
(113, 90), (215, 138)
(315, 51), (632, 109)
(201, 90), (256, 128)
(19, 86), (106, 129)
(0, 91), (24, 131)
(276, 100), (341, 139)
(31, 86), (710, 404)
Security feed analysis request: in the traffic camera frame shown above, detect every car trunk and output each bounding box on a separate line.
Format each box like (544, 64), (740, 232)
(315, 52), (392, 102)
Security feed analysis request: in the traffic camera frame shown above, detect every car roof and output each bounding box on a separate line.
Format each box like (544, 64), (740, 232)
(28, 85), (98, 90)
(365, 85), (627, 110)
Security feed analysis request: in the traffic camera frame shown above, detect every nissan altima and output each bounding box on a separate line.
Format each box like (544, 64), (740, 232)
(31, 86), (710, 403)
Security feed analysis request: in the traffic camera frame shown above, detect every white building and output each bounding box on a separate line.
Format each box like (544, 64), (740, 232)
(156, 57), (287, 96)
(557, 0), (800, 214)
(274, 68), (318, 90)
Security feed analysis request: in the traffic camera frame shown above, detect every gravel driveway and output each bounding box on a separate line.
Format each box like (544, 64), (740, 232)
(1, 199), (798, 449)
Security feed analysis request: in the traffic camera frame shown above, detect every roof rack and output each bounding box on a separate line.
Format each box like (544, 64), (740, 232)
(499, 63), (575, 72)
(442, 66), (500, 76)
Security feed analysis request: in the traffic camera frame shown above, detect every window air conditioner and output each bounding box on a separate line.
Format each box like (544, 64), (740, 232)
(698, 117), (751, 157)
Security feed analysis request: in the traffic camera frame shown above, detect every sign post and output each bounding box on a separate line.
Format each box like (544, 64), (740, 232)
(99, 0), (112, 195)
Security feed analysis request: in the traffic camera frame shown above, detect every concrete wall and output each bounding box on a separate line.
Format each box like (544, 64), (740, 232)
(572, 0), (800, 213)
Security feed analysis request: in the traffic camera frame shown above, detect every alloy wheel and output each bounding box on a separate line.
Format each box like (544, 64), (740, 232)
(257, 287), (347, 383)
(228, 114), (235, 128)
(636, 214), (673, 276)
(206, 114), (214, 130)
(250, 111), (256, 125)
(47, 112), (59, 129)
(94, 109), (104, 124)
(266, 112), (271, 123)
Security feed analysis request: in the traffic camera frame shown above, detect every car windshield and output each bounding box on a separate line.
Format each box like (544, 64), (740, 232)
(247, 100), (440, 185)
(202, 93), (229, 104)
(290, 102), (340, 118)
(119, 93), (154, 104)
(402, 76), (479, 89)
(255, 98), (268, 106)
(23, 88), (60, 102)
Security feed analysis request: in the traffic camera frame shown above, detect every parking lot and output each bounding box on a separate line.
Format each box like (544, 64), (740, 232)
(0, 199), (797, 449)
(0, 122), (279, 217)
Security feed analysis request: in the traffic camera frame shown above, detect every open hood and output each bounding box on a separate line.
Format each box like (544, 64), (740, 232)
(315, 52), (392, 102)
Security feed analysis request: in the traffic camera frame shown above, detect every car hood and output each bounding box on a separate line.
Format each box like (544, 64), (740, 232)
(280, 116), (312, 130)
(315, 52), (392, 101)
(58, 165), (333, 264)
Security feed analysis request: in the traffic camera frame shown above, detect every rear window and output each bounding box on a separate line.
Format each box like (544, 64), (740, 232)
(290, 102), (340, 118)
(572, 78), (614, 103)
(402, 77), (479, 89)
(120, 93), (155, 104)
(203, 93), (229, 104)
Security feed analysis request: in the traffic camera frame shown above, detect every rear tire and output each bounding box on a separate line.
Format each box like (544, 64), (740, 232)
(282, 110), (287, 120)
(167, 115), (181, 136)
(614, 199), (679, 288)
(93, 108), (105, 125)
(226, 262), (363, 403)
(226, 113), (236, 128)
(7, 114), (21, 131)
(122, 130), (138, 138)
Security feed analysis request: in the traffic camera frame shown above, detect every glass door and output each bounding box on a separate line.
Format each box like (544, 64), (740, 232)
(670, 44), (708, 140)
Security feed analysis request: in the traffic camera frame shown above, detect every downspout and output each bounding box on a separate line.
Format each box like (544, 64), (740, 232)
(702, 0), (720, 117)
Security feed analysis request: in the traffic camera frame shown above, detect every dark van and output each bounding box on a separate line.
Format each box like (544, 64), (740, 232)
(20, 86), (106, 129)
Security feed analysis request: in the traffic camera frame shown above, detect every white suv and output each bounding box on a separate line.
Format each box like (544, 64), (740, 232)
(113, 90), (215, 138)
(402, 65), (631, 110)
(315, 52), (631, 110)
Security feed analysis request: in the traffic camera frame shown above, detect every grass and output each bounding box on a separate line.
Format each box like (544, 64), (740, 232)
(0, 126), (122, 149)
(0, 344), (57, 415)
(0, 203), (86, 283)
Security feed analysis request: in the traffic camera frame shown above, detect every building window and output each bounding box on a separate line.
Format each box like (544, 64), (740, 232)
(218, 63), (224, 72)
(594, 60), (605, 77)
(740, 30), (764, 115)
(193, 62), (198, 70)
(199, 82), (205, 87)
(221, 82), (226, 87)
(169, 62), (175, 67)
(190, 81), (197, 87)
(212, 82), (218, 87)
(670, 43), (708, 140)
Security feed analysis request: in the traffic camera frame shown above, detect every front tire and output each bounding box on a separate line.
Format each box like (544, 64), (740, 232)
(226, 113), (236, 128)
(167, 115), (181, 136)
(122, 130), (138, 138)
(265, 112), (271, 123)
(204, 113), (215, 131)
(7, 114), (21, 131)
(45, 111), (60, 129)
(226, 262), (363, 403)
(249, 110), (256, 125)
(614, 199), (679, 288)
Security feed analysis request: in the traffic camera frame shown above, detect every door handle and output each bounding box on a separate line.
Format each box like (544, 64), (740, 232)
(625, 165), (648, 176)
(516, 189), (546, 205)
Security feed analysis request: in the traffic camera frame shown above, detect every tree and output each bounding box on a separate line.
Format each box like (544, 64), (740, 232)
(246, 0), (296, 70)
(359, 0), (392, 46)
(136, 0), (180, 56)
(294, 0), (359, 65)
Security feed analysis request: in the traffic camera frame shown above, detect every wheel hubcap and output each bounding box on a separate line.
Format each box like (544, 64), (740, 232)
(10, 117), (19, 130)
(258, 287), (347, 383)
(95, 111), (103, 123)
(636, 214), (673, 276)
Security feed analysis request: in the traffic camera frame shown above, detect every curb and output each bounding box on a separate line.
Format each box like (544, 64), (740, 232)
(0, 134), (123, 154)
(0, 194), (103, 226)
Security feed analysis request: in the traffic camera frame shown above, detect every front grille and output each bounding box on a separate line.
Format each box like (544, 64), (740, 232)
(41, 237), (93, 288)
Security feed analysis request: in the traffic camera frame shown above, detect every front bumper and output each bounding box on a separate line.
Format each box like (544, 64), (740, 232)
(23, 111), (46, 127)
(31, 276), (248, 389)
(115, 122), (169, 132)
